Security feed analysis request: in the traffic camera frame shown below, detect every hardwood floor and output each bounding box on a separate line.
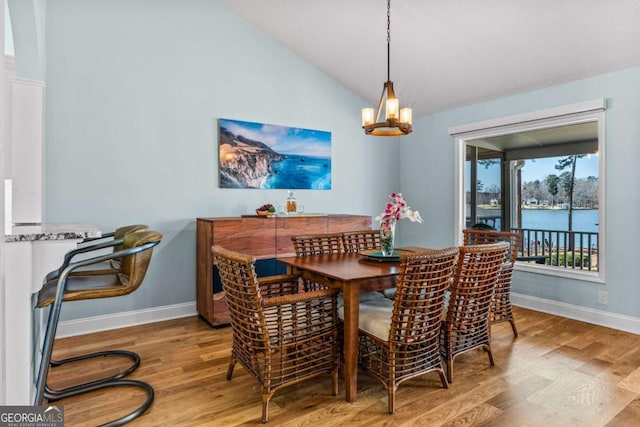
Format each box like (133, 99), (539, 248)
(47, 307), (640, 426)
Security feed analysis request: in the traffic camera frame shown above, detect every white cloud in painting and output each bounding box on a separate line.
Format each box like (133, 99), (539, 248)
(220, 119), (331, 158)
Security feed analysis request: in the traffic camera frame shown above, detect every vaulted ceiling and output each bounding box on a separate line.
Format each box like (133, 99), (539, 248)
(219, 0), (640, 117)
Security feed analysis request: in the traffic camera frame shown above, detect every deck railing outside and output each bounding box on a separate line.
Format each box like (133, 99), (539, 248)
(511, 227), (599, 272)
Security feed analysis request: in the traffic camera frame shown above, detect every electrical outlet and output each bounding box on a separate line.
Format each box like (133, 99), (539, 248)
(597, 290), (608, 305)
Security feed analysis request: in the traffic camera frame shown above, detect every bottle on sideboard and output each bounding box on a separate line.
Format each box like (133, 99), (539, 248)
(286, 191), (297, 214)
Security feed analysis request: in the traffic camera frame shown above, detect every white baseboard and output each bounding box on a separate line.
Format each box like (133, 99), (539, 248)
(512, 293), (640, 335)
(57, 302), (198, 338)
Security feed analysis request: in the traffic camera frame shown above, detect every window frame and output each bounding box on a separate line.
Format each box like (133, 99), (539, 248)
(450, 100), (606, 283)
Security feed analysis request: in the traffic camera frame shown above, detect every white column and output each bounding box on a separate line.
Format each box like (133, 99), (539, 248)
(10, 77), (44, 224)
(4, 242), (32, 404)
(4, 239), (82, 405)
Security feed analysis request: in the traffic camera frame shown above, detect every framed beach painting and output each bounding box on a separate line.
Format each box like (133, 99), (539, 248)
(218, 118), (332, 189)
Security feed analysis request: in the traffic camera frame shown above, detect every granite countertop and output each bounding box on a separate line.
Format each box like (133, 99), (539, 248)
(4, 223), (102, 243)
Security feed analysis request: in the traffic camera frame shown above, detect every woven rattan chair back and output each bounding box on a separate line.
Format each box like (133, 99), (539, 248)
(462, 229), (522, 336)
(291, 233), (344, 291)
(213, 245), (340, 423)
(439, 242), (509, 383)
(358, 247), (459, 413)
(291, 232), (345, 256)
(462, 229), (521, 263)
(342, 229), (381, 253)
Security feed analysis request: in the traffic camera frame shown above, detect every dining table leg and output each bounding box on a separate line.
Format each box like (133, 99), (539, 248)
(342, 281), (360, 402)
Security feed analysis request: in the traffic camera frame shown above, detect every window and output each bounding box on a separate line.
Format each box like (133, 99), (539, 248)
(451, 100), (606, 282)
(465, 146), (503, 230)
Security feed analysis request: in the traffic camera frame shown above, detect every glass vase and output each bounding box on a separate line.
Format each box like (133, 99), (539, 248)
(380, 220), (396, 257)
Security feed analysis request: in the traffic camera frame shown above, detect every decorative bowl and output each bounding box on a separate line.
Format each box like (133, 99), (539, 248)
(256, 209), (273, 217)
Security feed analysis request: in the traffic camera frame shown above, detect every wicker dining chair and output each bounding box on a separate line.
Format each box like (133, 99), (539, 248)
(290, 233), (345, 291)
(213, 245), (340, 424)
(357, 247), (460, 414)
(462, 229), (522, 336)
(342, 229), (381, 253)
(439, 242), (509, 383)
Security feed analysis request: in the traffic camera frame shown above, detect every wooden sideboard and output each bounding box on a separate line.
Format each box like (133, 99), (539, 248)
(196, 214), (371, 326)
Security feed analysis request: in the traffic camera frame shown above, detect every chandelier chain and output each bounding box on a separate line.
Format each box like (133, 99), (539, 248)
(387, 0), (391, 45)
(387, 0), (391, 81)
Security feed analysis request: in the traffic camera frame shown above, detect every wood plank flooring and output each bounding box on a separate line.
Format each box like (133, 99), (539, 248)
(46, 307), (640, 426)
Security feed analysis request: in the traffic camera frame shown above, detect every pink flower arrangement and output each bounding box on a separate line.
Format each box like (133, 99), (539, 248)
(375, 192), (423, 230)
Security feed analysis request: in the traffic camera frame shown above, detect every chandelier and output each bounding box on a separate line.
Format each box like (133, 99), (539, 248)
(362, 0), (412, 136)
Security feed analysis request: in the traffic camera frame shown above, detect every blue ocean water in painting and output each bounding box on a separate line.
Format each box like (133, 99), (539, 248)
(262, 154), (331, 190)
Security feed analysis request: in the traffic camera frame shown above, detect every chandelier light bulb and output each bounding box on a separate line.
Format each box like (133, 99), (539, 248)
(362, 108), (374, 126)
(400, 108), (412, 125)
(386, 98), (399, 120)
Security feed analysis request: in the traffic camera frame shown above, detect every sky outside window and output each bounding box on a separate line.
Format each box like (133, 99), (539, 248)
(472, 155), (599, 189)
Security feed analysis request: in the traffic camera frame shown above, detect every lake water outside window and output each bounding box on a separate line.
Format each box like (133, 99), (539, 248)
(519, 155), (598, 230)
(471, 155), (599, 232)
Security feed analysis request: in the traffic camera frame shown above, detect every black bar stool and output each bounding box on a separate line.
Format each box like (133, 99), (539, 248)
(34, 230), (162, 426)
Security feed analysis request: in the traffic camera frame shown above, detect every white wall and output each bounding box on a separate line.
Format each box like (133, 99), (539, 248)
(401, 66), (640, 320)
(27, 0), (400, 321)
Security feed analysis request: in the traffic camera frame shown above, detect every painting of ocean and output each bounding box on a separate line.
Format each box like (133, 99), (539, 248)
(218, 118), (331, 190)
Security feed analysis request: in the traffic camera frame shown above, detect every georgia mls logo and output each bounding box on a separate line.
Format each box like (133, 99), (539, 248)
(0, 405), (64, 427)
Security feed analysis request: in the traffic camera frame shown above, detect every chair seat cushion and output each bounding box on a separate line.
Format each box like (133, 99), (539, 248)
(339, 296), (394, 341)
(36, 273), (126, 308)
(337, 290), (385, 310)
(382, 288), (397, 299)
(442, 290), (451, 321)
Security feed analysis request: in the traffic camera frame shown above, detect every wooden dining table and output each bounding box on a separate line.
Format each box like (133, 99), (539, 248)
(277, 252), (402, 402)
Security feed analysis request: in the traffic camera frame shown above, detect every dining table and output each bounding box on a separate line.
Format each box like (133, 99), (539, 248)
(277, 251), (403, 402)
